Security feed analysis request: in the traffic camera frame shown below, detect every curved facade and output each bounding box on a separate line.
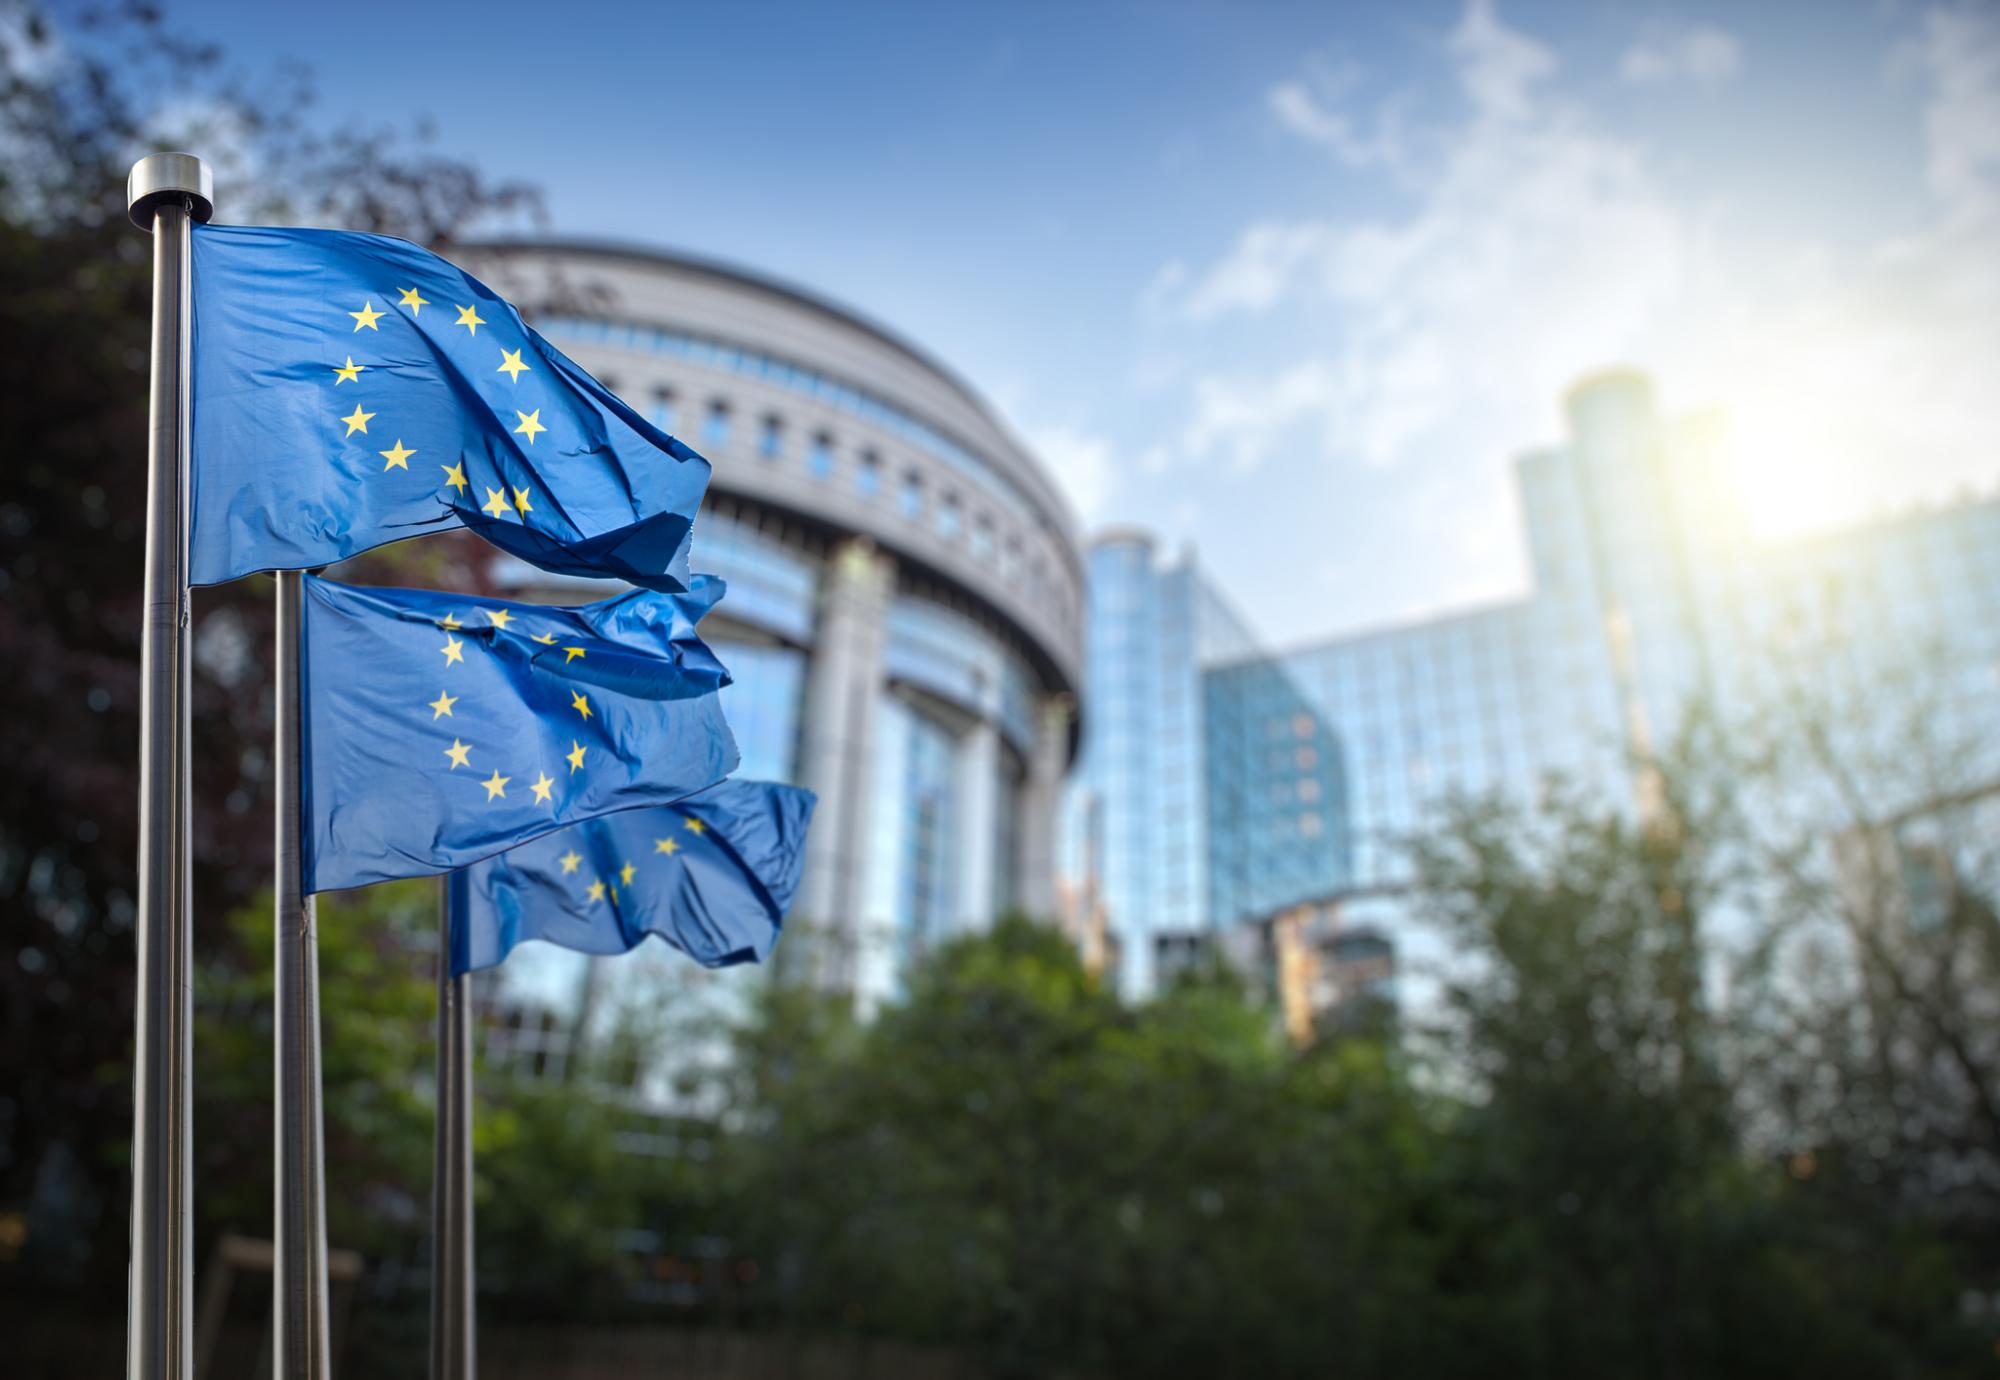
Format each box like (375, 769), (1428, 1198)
(456, 241), (1082, 1005)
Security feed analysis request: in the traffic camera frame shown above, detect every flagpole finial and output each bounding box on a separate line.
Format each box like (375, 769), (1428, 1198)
(127, 153), (214, 231)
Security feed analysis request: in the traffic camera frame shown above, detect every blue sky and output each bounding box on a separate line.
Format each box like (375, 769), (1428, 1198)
(165, 0), (2000, 644)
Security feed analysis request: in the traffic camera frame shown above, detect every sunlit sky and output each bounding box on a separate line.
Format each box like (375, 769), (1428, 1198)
(169, 0), (2000, 644)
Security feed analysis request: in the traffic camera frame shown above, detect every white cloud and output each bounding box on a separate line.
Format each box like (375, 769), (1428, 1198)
(1172, 0), (1700, 480)
(1267, 68), (1405, 167)
(1918, 5), (2000, 214)
(1025, 425), (1118, 521)
(1618, 22), (1743, 87)
(1450, 0), (1556, 122)
(1137, 259), (1190, 321)
(1185, 359), (1344, 473)
(1147, 0), (2000, 629)
(1179, 222), (1340, 319)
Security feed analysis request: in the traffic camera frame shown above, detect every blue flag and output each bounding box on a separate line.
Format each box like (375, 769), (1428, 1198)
(190, 223), (711, 590)
(301, 574), (739, 894)
(448, 780), (816, 975)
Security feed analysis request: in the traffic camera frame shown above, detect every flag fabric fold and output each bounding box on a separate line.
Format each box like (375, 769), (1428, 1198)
(300, 574), (739, 894)
(449, 780), (817, 975)
(189, 222), (710, 590)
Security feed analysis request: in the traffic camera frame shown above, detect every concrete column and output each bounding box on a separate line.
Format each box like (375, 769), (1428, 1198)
(953, 720), (1000, 935)
(794, 538), (894, 985)
(1016, 696), (1073, 920)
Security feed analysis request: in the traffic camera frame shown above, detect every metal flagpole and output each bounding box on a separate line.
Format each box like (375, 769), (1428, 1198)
(125, 151), (212, 1380)
(431, 878), (477, 1380)
(273, 570), (331, 1377)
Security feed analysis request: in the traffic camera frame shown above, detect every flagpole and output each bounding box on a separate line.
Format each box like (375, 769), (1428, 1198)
(125, 152), (212, 1380)
(273, 569), (332, 1377)
(432, 876), (477, 1380)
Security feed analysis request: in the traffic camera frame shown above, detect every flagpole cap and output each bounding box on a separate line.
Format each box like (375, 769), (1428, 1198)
(127, 153), (214, 230)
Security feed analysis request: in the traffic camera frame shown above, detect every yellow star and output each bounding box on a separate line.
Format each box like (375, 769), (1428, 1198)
(609, 884), (620, 903)
(684, 817), (707, 835)
(513, 409), (546, 445)
(558, 850), (582, 875)
(481, 770), (509, 800)
(428, 690), (458, 719)
(586, 879), (607, 903)
(654, 836), (680, 856)
(565, 740), (586, 773)
(529, 771), (555, 805)
(563, 646), (586, 663)
(443, 738), (471, 769)
(619, 861), (636, 886)
(531, 632), (559, 646)
(481, 487), (514, 520)
(497, 348), (531, 382)
(486, 608), (515, 630)
(441, 461), (468, 494)
(570, 691), (591, 720)
(350, 301), (385, 331)
(379, 439), (416, 471)
(441, 635), (464, 666)
(397, 286), (428, 315)
(454, 303), (485, 335)
(513, 486), (534, 514)
(439, 612), (463, 630)
(332, 356), (364, 384)
(340, 404), (375, 437)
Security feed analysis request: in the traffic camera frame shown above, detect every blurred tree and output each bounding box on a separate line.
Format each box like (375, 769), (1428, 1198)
(0, 0), (537, 1311)
(1411, 712), (1989, 1379)
(724, 917), (1448, 1379)
(195, 882), (437, 1275)
(1725, 616), (2000, 1343)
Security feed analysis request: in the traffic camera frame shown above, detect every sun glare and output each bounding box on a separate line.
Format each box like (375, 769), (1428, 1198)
(1711, 343), (1884, 544)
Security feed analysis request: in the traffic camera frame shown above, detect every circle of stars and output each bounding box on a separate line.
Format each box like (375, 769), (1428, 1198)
(327, 284), (544, 521)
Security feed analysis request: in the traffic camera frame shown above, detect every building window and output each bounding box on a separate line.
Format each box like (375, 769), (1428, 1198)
(649, 387), (676, 432)
(808, 432), (835, 478)
(712, 639), (807, 781)
(703, 400), (731, 450)
(758, 413), (783, 459)
(971, 517), (995, 560)
(856, 449), (882, 498)
(939, 493), (962, 540)
(900, 471), (924, 519)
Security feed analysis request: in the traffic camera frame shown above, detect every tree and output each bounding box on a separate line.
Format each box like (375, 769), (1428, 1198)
(0, 0), (538, 1319)
(1409, 708), (1990, 1379)
(722, 917), (1449, 1379)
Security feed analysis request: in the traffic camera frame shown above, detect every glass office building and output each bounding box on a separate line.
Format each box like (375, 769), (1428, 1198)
(1280, 372), (2000, 896)
(454, 241), (1084, 1014)
(1074, 370), (2000, 1008)
(1062, 533), (1348, 1000)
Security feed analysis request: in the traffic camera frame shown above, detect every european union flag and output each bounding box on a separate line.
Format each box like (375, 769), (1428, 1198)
(190, 223), (711, 590)
(302, 574), (739, 894)
(448, 780), (816, 975)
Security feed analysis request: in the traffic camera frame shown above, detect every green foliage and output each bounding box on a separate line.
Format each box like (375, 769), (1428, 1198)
(726, 917), (1435, 1378)
(0, 0), (542, 1304)
(195, 882), (438, 1264)
(169, 784), (1998, 1380)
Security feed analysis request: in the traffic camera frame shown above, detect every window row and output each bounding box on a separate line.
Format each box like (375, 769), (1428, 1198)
(541, 314), (1046, 532)
(647, 387), (1066, 622)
